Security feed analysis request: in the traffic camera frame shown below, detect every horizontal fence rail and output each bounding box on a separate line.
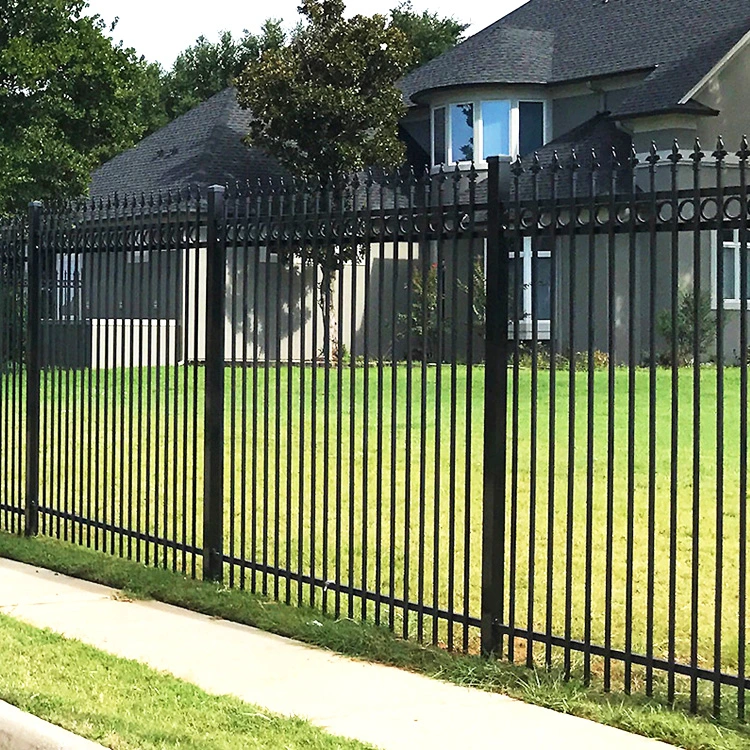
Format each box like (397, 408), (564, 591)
(0, 141), (748, 721)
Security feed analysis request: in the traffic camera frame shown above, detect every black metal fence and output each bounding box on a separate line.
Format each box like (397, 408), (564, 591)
(1, 140), (748, 720)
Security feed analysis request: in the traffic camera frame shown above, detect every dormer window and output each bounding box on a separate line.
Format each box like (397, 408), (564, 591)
(431, 99), (547, 166)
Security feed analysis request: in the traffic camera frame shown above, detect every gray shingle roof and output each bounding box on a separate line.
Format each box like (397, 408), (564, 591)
(514, 113), (634, 199)
(89, 88), (286, 199)
(400, 0), (750, 118)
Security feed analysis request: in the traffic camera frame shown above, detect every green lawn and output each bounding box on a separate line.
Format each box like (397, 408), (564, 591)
(0, 362), (747, 701)
(0, 612), (371, 749)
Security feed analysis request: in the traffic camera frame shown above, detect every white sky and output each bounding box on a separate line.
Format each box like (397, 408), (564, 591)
(84, 0), (528, 69)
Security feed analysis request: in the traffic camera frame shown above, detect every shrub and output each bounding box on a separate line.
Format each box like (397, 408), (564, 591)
(656, 287), (717, 366)
(401, 261), (441, 361)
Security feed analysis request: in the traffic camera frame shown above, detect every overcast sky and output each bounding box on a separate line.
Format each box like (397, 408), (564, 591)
(84, 0), (528, 69)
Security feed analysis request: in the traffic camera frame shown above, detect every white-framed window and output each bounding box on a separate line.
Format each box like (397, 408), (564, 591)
(508, 236), (551, 339)
(55, 253), (83, 320)
(431, 99), (547, 166)
(712, 229), (750, 309)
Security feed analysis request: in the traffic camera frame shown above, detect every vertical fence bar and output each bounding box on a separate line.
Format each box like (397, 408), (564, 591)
(690, 140), (704, 713)
(228, 189), (239, 589)
(361, 178), (372, 622)
(335, 178), (347, 619)
(431, 169), (446, 645)
(321, 180), (333, 614)
(403, 172), (418, 639)
(273, 188), (283, 602)
(737, 137), (749, 722)
(712, 139), (727, 717)
(417, 169), (430, 643)
(646, 146), (658, 699)
(563, 151), (578, 677)
(375, 175), (386, 627)
(463, 166), (477, 653)
(24, 201), (43, 537)
(546, 152), (560, 672)
(667, 142), (682, 703)
(481, 156), (510, 655)
(284, 185), (294, 603)
(264, 187), (274, 598)
(604, 149), (617, 692)
(507, 160), (523, 662)
(526, 155), (541, 668)
(203, 185), (226, 582)
(253, 188), (262, 595)
(388, 174), (400, 632)
(191, 190), (202, 577)
(447, 166), (461, 649)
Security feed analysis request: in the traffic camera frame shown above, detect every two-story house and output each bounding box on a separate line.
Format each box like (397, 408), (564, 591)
(397, 0), (750, 359)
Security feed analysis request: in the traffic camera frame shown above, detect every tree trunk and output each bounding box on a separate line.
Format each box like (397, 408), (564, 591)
(318, 264), (339, 363)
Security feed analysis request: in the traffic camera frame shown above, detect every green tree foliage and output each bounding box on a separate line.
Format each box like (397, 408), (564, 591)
(0, 0), (165, 214)
(159, 3), (465, 129)
(389, 1), (467, 71)
(235, 0), (415, 178)
(160, 22), (286, 123)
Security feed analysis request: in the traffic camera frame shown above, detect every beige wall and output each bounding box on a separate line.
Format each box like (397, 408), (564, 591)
(183, 242), (442, 364)
(91, 319), (178, 369)
(696, 42), (750, 149)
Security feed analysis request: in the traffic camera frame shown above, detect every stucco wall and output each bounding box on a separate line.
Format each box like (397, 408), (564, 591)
(696, 42), (750, 148)
(546, 229), (743, 366)
(182, 241), (483, 365)
(551, 93), (601, 140)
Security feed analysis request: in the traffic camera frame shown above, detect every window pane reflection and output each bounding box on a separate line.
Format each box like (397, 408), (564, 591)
(451, 103), (474, 161)
(482, 100), (510, 158)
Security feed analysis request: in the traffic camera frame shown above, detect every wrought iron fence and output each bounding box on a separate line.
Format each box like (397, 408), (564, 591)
(0, 140), (748, 720)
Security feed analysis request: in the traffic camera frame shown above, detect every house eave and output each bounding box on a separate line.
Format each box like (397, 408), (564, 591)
(408, 80), (549, 106)
(615, 104), (719, 121)
(547, 65), (656, 89)
(404, 65), (659, 107)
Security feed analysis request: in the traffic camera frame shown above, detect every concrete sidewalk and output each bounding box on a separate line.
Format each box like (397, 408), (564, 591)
(0, 558), (673, 750)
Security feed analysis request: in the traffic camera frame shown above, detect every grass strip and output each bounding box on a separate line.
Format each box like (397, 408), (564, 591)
(0, 612), (371, 749)
(1, 531), (748, 750)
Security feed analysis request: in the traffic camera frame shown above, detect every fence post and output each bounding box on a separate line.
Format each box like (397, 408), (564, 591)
(202, 185), (226, 581)
(24, 201), (43, 537)
(481, 157), (510, 655)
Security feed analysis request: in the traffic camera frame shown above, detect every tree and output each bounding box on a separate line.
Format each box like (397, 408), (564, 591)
(236, 0), (414, 178)
(389, 1), (467, 71)
(159, 22), (286, 123)
(0, 0), (164, 214)
(236, 0), (416, 360)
